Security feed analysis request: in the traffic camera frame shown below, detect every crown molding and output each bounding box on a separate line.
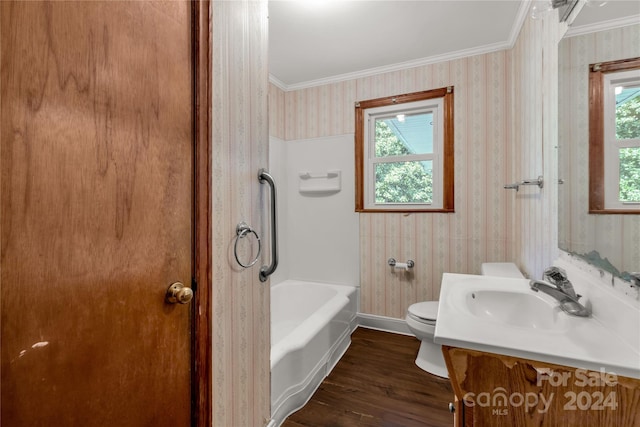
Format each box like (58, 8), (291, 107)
(565, 14), (640, 38)
(269, 40), (511, 92)
(269, 0), (533, 92)
(268, 74), (288, 92)
(509, 0), (533, 47)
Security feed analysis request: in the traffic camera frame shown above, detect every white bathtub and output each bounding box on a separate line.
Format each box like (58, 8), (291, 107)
(270, 280), (358, 426)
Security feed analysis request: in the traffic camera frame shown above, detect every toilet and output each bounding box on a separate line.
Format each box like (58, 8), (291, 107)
(405, 262), (524, 378)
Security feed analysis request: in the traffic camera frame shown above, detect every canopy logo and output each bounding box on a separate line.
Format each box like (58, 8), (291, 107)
(462, 388), (553, 415)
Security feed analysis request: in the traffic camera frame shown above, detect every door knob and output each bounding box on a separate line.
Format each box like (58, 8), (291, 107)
(165, 282), (193, 304)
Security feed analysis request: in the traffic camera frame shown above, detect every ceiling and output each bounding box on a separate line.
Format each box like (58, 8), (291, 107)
(268, 0), (640, 90)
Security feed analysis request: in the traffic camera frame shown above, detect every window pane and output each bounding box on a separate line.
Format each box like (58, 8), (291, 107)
(375, 112), (433, 157)
(616, 84), (640, 140)
(620, 147), (640, 202)
(375, 160), (433, 204)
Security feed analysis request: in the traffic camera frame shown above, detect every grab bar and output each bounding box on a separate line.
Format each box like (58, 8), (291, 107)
(258, 168), (278, 282)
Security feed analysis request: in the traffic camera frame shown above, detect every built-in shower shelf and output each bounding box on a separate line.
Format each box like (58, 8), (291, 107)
(298, 170), (341, 194)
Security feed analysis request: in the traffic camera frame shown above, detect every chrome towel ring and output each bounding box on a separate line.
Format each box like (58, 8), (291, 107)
(234, 222), (261, 268)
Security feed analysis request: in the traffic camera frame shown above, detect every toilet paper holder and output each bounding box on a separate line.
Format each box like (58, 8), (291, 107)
(388, 258), (415, 270)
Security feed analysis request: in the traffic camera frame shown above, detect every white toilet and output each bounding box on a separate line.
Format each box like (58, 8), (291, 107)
(405, 262), (524, 378)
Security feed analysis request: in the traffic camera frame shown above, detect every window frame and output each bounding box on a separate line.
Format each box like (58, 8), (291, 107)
(589, 57), (640, 214)
(355, 87), (454, 213)
(363, 99), (444, 210)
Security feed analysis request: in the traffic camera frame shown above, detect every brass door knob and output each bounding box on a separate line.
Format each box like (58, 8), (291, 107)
(165, 282), (193, 304)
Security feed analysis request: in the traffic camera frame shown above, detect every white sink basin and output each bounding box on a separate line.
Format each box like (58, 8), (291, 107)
(465, 289), (566, 330)
(434, 273), (640, 381)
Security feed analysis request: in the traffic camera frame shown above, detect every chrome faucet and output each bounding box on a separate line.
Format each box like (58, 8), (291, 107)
(543, 266), (579, 299)
(530, 267), (590, 317)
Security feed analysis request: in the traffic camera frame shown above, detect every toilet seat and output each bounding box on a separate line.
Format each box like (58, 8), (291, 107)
(407, 301), (438, 324)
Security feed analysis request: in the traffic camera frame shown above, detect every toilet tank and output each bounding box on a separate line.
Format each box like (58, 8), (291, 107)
(481, 262), (524, 279)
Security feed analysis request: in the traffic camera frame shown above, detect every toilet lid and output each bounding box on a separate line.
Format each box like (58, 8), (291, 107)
(408, 301), (438, 321)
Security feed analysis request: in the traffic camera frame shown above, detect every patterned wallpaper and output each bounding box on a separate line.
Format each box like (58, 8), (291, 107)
(206, 3), (635, 424)
(268, 6), (568, 319)
(270, 52), (517, 318)
(558, 24), (640, 274)
(211, 1), (270, 426)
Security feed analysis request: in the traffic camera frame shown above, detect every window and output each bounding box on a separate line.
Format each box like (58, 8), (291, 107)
(355, 87), (454, 212)
(589, 57), (640, 213)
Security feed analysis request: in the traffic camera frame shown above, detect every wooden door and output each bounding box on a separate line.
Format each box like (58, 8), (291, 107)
(1, 1), (199, 425)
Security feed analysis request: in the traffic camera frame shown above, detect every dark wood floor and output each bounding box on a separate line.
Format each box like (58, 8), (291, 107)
(282, 327), (455, 427)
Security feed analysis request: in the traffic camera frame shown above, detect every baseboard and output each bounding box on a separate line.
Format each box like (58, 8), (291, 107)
(356, 312), (412, 336)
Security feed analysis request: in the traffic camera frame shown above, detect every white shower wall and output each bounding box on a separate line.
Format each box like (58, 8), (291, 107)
(269, 134), (360, 286)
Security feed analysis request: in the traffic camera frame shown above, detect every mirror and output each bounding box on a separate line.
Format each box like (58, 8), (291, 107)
(558, 1), (640, 278)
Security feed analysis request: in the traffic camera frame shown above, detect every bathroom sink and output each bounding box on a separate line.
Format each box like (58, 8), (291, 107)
(464, 289), (567, 330)
(434, 273), (640, 381)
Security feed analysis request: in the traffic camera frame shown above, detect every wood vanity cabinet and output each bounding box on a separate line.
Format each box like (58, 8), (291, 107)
(442, 346), (640, 427)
